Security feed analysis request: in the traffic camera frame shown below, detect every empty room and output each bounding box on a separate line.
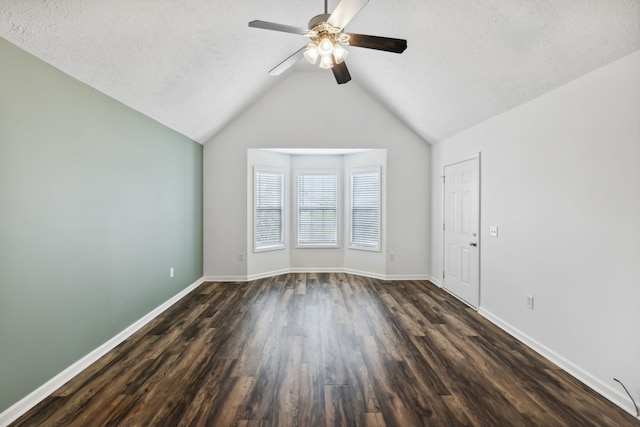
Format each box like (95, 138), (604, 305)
(1, 1), (639, 426)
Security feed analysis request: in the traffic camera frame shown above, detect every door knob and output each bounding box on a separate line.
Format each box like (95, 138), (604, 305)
(469, 242), (477, 247)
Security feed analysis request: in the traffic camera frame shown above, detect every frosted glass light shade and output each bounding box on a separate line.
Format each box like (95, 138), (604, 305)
(319, 54), (334, 69)
(333, 44), (348, 64)
(318, 37), (334, 57)
(304, 44), (319, 64)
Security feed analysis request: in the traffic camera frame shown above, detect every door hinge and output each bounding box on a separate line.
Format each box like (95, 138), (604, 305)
(443, 271), (445, 279)
(441, 175), (446, 184)
(443, 223), (445, 231)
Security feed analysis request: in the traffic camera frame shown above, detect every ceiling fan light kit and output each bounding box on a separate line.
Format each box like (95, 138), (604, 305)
(304, 16), (349, 67)
(249, 0), (407, 84)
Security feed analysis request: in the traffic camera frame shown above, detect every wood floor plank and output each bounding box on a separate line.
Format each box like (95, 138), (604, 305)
(301, 304), (322, 365)
(318, 282), (349, 386)
(237, 420), (270, 427)
(379, 293), (426, 337)
(112, 327), (219, 426)
(271, 336), (302, 427)
(342, 291), (374, 337)
(357, 336), (425, 427)
(176, 358), (238, 427)
(241, 331), (283, 421)
(324, 385), (355, 427)
(10, 274), (640, 427)
(203, 376), (255, 426)
(333, 332), (377, 412)
(355, 412), (386, 427)
(298, 363), (326, 427)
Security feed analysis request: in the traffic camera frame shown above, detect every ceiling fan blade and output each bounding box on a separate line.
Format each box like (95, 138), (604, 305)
(268, 47), (306, 76)
(249, 20), (309, 36)
(327, 0), (369, 30)
(332, 61), (352, 85)
(346, 33), (407, 53)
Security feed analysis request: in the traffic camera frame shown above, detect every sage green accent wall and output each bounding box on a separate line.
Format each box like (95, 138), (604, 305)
(0, 38), (203, 412)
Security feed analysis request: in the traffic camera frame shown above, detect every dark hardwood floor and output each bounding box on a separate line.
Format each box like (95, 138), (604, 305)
(11, 273), (639, 426)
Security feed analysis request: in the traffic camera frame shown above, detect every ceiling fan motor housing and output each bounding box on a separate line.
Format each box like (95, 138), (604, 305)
(308, 13), (331, 30)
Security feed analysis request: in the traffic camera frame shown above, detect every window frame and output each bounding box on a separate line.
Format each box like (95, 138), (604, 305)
(295, 169), (340, 249)
(349, 166), (381, 252)
(254, 166), (286, 252)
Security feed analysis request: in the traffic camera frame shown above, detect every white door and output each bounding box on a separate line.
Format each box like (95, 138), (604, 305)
(443, 156), (480, 308)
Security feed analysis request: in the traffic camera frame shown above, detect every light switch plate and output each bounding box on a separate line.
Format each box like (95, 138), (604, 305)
(489, 226), (498, 237)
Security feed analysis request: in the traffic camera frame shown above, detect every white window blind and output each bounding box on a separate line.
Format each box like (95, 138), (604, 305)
(254, 168), (284, 251)
(297, 172), (338, 246)
(350, 168), (380, 251)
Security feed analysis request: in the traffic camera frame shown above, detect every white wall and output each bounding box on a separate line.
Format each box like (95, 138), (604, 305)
(204, 71), (430, 280)
(344, 150), (388, 277)
(431, 51), (640, 414)
(247, 150), (291, 278)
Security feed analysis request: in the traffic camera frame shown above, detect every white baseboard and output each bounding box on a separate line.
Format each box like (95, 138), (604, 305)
(206, 268), (430, 282)
(428, 275), (443, 287)
(336, 268), (386, 280)
(478, 308), (639, 419)
(384, 273), (431, 281)
(289, 267), (345, 274)
(0, 277), (205, 427)
(203, 275), (252, 282)
(249, 268), (298, 281)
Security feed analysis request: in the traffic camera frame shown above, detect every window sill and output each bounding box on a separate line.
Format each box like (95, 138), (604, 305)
(349, 245), (381, 252)
(254, 245), (285, 253)
(295, 244), (341, 249)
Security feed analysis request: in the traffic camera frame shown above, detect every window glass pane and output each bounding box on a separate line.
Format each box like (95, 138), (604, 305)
(255, 169), (284, 250)
(350, 169), (380, 250)
(297, 173), (338, 246)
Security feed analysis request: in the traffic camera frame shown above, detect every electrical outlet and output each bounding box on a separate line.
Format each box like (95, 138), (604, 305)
(526, 295), (534, 310)
(238, 253), (244, 261)
(170, 267), (174, 278)
(389, 252), (396, 261)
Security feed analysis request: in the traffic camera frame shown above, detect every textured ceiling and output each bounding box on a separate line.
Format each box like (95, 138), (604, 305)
(1, 0), (639, 144)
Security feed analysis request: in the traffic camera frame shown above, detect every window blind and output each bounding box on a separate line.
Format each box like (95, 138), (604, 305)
(350, 168), (380, 250)
(297, 173), (338, 246)
(255, 168), (284, 250)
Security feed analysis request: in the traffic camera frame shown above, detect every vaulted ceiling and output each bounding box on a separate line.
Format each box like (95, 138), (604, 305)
(1, 0), (639, 144)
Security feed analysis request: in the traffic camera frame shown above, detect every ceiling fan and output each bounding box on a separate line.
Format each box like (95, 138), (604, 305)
(249, 0), (407, 84)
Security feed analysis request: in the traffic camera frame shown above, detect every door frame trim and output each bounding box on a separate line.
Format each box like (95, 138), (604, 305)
(442, 152), (481, 310)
